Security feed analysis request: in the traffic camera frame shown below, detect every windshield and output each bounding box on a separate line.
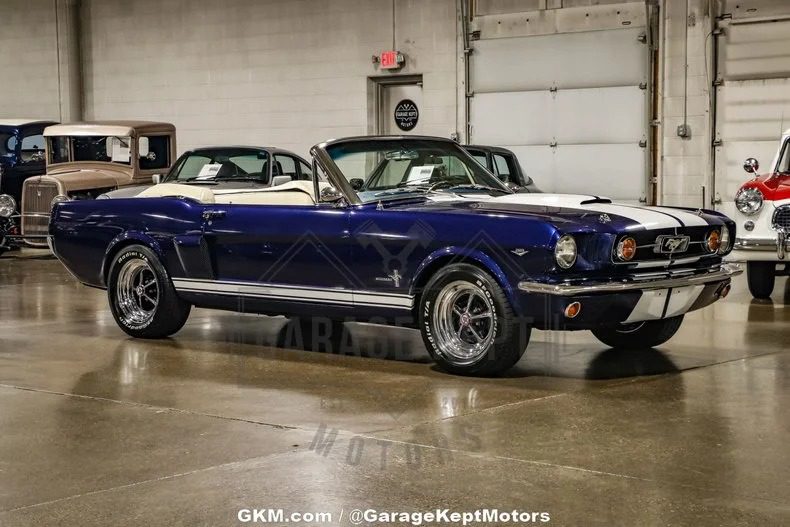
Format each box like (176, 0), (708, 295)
(48, 135), (134, 165)
(165, 149), (270, 183)
(0, 131), (16, 157)
(776, 138), (790, 174)
(325, 139), (510, 204)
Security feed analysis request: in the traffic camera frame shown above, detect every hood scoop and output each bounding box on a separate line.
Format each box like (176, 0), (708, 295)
(580, 197), (613, 205)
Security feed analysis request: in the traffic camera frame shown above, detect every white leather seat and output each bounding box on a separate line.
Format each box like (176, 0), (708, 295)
(137, 183), (215, 203)
(137, 180), (328, 206)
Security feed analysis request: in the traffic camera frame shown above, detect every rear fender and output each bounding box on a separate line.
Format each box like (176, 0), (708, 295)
(101, 231), (166, 286)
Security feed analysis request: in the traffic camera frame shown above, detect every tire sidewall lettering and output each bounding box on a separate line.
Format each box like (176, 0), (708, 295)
(422, 271), (500, 365)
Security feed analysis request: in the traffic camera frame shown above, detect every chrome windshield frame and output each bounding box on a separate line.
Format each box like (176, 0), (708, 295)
(310, 135), (513, 206)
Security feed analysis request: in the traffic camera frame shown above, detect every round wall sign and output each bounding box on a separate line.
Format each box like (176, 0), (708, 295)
(394, 99), (419, 131)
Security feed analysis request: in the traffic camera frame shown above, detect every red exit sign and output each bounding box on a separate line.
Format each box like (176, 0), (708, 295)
(380, 50), (404, 70)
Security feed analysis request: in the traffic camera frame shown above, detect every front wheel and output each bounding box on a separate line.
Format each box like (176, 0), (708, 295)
(107, 244), (191, 338)
(591, 315), (684, 349)
(419, 263), (530, 376)
(747, 261), (776, 299)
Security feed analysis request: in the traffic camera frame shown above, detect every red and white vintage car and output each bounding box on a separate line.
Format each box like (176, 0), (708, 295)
(731, 128), (790, 298)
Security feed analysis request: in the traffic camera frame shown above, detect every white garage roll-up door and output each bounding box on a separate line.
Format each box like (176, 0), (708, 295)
(714, 17), (790, 218)
(470, 26), (649, 202)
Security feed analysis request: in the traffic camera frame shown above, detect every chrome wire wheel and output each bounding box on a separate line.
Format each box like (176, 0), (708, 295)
(115, 258), (159, 327)
(432, 280), (496, 365)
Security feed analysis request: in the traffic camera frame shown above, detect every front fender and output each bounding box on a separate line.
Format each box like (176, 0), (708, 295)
(410, 246), (522, 315)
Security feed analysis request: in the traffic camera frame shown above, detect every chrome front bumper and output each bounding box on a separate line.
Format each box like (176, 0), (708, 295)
(518, 264), (742, 296)
(734, 231), (789, 259)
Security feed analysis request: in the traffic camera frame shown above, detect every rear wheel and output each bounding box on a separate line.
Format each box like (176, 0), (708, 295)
(591, 315), (684, 349)
(419, 263), (530, 376)
(107, 245), (191, 338)
(747, 261), (776, 299)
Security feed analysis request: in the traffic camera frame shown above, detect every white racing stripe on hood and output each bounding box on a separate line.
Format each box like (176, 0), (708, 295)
(487, 194), (710, 230)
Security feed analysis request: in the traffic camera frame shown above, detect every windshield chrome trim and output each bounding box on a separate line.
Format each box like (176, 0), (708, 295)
(310, 135), (513, 206)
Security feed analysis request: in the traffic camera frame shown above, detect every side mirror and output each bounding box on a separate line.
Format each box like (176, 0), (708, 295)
(320, 186), (344, 203)
(743, 158), (759, 174)
(272, 175), (291, 187)
(349, 178), (364, 191)
(152, 174), (162, 184)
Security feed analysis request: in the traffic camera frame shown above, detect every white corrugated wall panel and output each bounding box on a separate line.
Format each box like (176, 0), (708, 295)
(470, 26), (648, 201)
(714, 17), (790, 213)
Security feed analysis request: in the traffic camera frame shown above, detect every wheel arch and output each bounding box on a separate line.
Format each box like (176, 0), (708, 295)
(409, 247), (521, 316)
(101, 231), (166, 287)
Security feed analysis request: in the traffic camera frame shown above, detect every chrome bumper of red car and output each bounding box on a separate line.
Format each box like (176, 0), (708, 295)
(734, 232), (789, 260)
(518, 264), (742, 296)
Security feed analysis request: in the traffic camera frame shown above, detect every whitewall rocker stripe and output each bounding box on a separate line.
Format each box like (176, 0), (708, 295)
(171, 278), (414, 309)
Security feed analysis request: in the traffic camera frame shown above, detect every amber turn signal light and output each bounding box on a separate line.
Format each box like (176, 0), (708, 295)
(706, 230), (721, 253)
(564, 302), (582, 319)
(616, 237), (637, 261)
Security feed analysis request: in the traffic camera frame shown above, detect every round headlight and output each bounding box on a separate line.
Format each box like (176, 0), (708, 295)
(0, 194), (16, 218)
(51, 195), (70, 208)
(616, 237), (637, 261)
(706, 230), (721, 253)
(735, 187), (763, 215)
(554, 235), (577, 269)
(719, 226), (730, 254)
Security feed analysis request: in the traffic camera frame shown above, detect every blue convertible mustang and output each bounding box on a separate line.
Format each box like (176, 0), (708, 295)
(50, 136), (741, 376)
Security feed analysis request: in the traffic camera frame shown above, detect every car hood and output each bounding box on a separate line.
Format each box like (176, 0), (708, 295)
(740, 173), (790, 201)
(102, 180), (271, 198)
(386, 192), (727, 231)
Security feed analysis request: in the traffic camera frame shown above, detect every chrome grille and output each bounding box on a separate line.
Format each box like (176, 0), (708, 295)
(773, 205), (790, 231)
(22, 180), (59, 238)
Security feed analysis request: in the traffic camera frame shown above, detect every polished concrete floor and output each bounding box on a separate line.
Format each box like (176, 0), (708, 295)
(0, 251), (789, 526)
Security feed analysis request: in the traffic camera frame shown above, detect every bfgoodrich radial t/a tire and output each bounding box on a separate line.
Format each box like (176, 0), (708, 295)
(419, 263), (530, 376)
(591, 315), (684, 349)
(107, 244), (191, 339)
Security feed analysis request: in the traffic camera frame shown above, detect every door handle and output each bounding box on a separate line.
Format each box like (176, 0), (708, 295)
(202, 210), (226, 221)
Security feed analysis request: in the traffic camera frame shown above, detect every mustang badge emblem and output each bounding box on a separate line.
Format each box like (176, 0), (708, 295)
(388, 269), (402, 287)
(511, 248), (528, 257)
(655, 235), (690, 254)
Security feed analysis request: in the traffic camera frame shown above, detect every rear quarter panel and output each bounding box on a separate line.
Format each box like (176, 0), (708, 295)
(50, 197), (204, 287)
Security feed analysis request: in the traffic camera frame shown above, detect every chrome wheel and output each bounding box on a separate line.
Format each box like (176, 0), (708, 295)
(433, 280), (496, 365)
(115, 258), (159, 327)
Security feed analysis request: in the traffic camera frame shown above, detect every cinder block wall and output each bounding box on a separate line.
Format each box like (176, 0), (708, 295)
(80, 0), (460, 157)
(659, 0), (713, 208)
(0, 0), (61, 120)
(0, 0), (749, 208)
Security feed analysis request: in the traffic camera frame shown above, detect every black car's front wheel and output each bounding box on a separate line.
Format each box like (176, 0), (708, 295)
(591, 315), (684, 349)
(419, 263), (530, 376)
(107, 244), (191, 338)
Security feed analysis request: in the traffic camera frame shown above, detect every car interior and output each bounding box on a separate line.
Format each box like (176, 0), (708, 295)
(137, 180), (327, 206)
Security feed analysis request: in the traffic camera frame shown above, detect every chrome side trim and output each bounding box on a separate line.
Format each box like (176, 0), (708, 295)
(517, 264), (742, 296)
